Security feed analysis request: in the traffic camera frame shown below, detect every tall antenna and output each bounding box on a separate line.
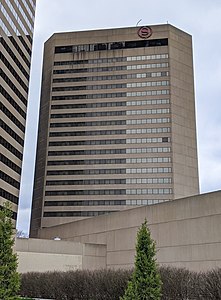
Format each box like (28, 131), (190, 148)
(136, 19), (142, 26)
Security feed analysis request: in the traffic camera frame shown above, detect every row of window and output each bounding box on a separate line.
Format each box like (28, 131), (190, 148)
(1, 102), (25, 133)
(126, 178), (172, 184)
(1, 51), (29, 93)
(54, 39), (168, 54)
(127, 89), (169, 97)
(44, 211), (113, 218)
(127, 127), (170, 134)
(0, 171), (20, 189)
(50, 120), (126, 128)
(127, 80), (169, 88)
(54, 53), (168, 66)
(0, 188), (19, 205)
(1, 137), (23, 160)
(45, 189), (126, 196)
(51, 101), (126, 110)
(127, 117), (170, 125)
(52, 80), (169, 92)
(1, 120), (24, 146)
(50, 110), (126, 119)
(43, 198), (169, 208)
(53, 62), (168, 75)
(0, 37), (30, 79)
(1, 84), (26, 119)
(52, 92), (126, 101)
(127, 62), (168, 70)
(0, 154), (22, 175)
(126, 188), (172, 195)
(46, 179), (126, 186)
(50, 99), (170, 111)
(126, 167), (172, 174)
(53, 71), (169, 84)
(127, 54), (168, 61)
(126, 108), (170, 115)
(126, 147), (171, 154)
(48, 148), (126, 156)
(127, 199), (168, 205)
(44, 200), (126, 206)
(127, 99), (170, 106)
(50, 109), (170, 120)
(11, 35), (31, 62)
(49, 139), (126, 147)
(47, 159), (126, 166)
(1, 70), (27, 105)
(49, 118), (170, 129)
(49, 129), (126, 138)
(126, 137), (170, 144)
(49, 127), (170, 138)
(47, 168), (126, 176)
(126, 157), (171, 164)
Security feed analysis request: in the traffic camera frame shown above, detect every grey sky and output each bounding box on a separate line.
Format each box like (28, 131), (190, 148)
(17, 0), (221, 233)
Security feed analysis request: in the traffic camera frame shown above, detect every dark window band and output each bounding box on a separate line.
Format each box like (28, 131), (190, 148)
(0, 37), (29, 80)
(50, 110), (126, 119)
(52, 83), (126, 92)
(47, 158), (126, 166)
(44, 211), (115, 218)
(48, 148), (126, 156)
(0, 52), (29, 92)
(0, 171), (20, 189)
(0, 188), (19, 205)
(45, 189), (126, 196)
(54, 38), (168, 54)
(0, 102), (25, 133)
(44, 200), (126, 206)
(47, 168), (126, 176)
(0, 154), (21, 175)
(1, 70), (27, 105)
(53, 66), (127, 75)
(46, 178), (126, 186)
(49, 139), (126, 147)
(0, 85), (26, 119)
(54, 56), (126, 66)
(50, 120), (126, 128)
(18, 36), (32, 56)
(1, 120), (24, 146)
(9, 36), (31, 66)
(0, 137), (23, 160)
(52, 92), (126, 101)
(51, 101), (126, 110)
(47, 127), (122, 139)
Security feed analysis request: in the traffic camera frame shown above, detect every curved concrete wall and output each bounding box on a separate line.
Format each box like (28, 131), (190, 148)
(39, 191), (221, 271)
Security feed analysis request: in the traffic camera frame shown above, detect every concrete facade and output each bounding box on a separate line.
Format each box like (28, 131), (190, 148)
(0, 0), (36, 221)
(37, 191), (221, 272)
(30, 24), (199, 236)
(16, 238), (106, 273)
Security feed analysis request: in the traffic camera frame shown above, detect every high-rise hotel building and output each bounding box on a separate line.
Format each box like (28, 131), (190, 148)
(30, 25), (199, 236)
(0, 0), (36, 221)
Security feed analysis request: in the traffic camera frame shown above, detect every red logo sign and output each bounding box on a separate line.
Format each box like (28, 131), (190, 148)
(138, 26), (152, 39)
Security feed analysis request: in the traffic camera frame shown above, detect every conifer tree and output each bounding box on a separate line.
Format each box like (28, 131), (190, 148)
(0, 202), (20, 299)
(121, 219), (162, 300)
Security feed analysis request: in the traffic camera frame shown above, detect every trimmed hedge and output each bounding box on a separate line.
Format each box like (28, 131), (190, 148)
(20, 267), (221, 300)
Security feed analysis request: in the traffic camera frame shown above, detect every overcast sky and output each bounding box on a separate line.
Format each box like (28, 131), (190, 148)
(16, 0), (221, 234)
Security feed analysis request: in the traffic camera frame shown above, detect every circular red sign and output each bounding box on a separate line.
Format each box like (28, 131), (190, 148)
(138, 26), (152, 39)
